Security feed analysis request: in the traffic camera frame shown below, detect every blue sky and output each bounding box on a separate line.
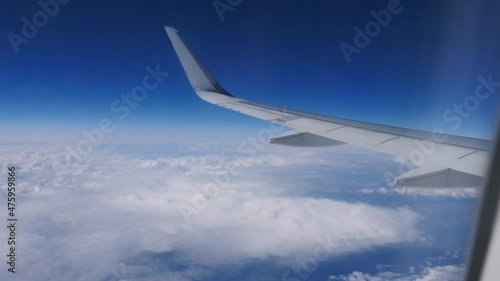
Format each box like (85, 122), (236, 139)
(1, 0), (499, 143)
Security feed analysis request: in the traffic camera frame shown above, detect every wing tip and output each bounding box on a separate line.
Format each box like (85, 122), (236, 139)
(164, 26), (178, 34)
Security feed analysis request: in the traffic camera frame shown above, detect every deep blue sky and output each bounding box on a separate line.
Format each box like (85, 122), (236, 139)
(1, 0), (499, 142)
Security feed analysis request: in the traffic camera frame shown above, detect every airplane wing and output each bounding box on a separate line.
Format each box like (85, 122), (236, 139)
(164, 26), (492, 187)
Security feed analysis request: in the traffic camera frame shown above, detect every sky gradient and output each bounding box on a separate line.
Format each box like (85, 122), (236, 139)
(1, 0), (499, 143)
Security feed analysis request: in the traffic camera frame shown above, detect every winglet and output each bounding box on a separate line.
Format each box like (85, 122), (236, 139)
(164, 26), (232, 97)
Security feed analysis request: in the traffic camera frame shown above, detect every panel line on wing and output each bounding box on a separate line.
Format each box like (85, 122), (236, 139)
(326, 126), (346, 132)
(272, 115), (301, 123)
(458, 150), (479, 160)
(378, 136), (401, 145)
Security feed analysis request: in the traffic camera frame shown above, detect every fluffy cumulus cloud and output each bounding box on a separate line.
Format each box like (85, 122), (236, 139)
(329, 264), (464, 281)
(0, 144), (423, 280)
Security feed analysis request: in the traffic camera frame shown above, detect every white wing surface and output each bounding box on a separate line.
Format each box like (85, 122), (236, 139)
(165, 26), (492, 187)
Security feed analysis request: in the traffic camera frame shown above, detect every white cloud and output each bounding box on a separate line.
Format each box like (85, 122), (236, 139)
(329, 264), (464, 281)
(0, 144), (422, 281)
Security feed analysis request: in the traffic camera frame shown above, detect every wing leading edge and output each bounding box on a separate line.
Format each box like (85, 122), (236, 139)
(164, 26), (491, 187)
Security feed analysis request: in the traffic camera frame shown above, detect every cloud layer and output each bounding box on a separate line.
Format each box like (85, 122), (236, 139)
(0, 144), (425, 281)
(330, 264), (464, 281)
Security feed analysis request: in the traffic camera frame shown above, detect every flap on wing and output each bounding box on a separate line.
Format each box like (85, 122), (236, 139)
(395, 164), (484, 188)
(270, 130), (345, 147)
